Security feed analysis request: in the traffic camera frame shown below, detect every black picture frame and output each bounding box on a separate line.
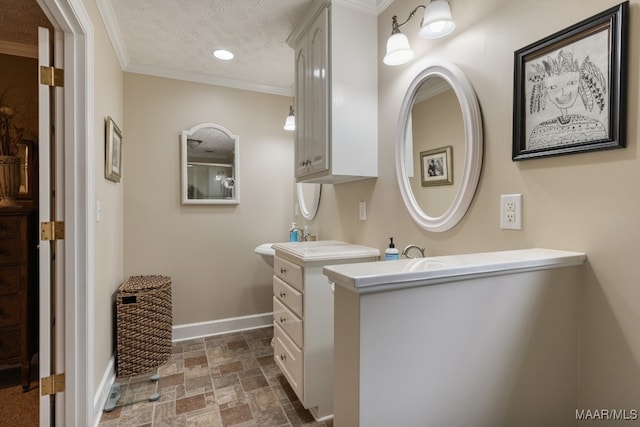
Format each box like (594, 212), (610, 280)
(512, 1), (627, 161)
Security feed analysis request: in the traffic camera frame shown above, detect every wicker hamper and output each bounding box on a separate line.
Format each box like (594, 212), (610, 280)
(116, 275), (172, 377)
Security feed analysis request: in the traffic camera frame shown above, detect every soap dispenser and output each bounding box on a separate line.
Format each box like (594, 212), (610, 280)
(384, 237), (400, 260)
(290, 223), (299, 242)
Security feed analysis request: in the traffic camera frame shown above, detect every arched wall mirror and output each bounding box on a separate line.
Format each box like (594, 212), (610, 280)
(297, 183), (322, 220)
(396, 62), (483, 232)
(181, 123), (239, 205)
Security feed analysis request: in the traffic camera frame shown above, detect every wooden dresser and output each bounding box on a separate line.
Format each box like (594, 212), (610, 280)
(0, 208), (37, 391)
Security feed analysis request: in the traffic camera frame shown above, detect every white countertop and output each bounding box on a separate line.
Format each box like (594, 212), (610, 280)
(323, 248), (586, 294)
(272, 240), (380, 263)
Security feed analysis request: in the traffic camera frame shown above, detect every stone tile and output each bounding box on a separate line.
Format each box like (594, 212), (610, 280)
(227, 339), (249, 352)
(241, 375), (269, 392)
(160, 372), (185, 389)
(185, 375), (213, 393)
(186, 409), (223, 427)
(219, 361), (243, 375)
(213, 373), (240, 389)
(176, 394), (206, 415)
(185, 355), (208, 367)
(152, 399), (176, 421)
(220, 403), (253, 426)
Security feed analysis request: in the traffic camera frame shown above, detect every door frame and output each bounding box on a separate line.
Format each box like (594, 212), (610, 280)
(36, 0), (94, 425)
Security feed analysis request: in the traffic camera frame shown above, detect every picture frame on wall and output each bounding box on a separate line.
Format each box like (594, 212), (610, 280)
(105, 116), (123, 182)
(420, 146), (453, 187)
(512, 1), (628, 161)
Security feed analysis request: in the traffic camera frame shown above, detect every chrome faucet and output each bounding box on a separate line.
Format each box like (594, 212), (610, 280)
(402, 244), (426, 259)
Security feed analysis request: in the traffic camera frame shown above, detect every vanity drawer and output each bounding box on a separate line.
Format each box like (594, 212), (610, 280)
(274, 323), (303, 401)
(0, 266), (21, 295)
(273, 275), (303, 317)
(273, 297), (303, 347)
(0, 295), (21, 327)
(0, 326), (21, 359)
(0, 239), (20, 266)
(0, 216), (20, 239)
(274, 256), (303, 291)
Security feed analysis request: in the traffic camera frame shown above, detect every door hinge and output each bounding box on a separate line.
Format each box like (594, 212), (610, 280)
(41, 221), (65, 241)
(41, 373), (65, 396)
(40, 65), (64, 87)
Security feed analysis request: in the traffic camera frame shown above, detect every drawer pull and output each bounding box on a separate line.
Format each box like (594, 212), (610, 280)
(279, 291), (286, 298)
(279, 317), (286, 323)
(280, 267), (287, 274)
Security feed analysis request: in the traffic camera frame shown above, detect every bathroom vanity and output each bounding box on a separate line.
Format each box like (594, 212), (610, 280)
(271, 240), (379, 421)
(323, 248), (586, 427)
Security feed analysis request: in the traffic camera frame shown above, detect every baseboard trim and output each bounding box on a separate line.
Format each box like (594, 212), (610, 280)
(93, 355), (116, 427)
(172, 312), (274, 342)
(93, 312), (273, 426)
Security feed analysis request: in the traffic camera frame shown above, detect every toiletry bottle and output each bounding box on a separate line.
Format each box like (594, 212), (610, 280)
(290, 223), (299, 242)
(385, 237), (400, 260)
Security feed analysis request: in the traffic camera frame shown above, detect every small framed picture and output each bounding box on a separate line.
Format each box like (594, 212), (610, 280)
(512, 2), (628, 160)
(105, 116), (123, 182)
(420, 146), (452, 187)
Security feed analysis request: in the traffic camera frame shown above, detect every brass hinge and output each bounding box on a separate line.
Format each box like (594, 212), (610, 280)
(41, 221), (65, 241)
(40, 65), (64, 87)
(41, 373), (65, 396)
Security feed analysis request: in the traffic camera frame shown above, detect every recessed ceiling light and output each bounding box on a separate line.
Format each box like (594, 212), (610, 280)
(213, 49), (234, 60)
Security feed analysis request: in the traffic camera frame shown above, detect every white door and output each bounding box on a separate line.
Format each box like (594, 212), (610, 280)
(38, 26), (65, 427)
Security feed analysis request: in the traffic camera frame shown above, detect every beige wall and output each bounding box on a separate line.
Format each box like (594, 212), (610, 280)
(122, 74), (294, 325)
(303, 0), (640, 417)
(87, 0), (125, 392)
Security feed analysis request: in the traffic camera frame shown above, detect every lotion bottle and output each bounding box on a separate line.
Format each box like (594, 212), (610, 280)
(384, 237), (400, 260)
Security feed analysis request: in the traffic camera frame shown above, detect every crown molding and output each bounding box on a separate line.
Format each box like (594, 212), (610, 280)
(95, 0), (130, 69)
(125, 64), (294, 97)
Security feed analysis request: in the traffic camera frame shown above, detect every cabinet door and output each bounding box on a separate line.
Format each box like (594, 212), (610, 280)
(306, 8), (329, 175)
(294, 42), (309, 178)
(295, 7), (329, 179)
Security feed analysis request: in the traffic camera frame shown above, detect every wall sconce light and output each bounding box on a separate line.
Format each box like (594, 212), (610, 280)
(383, 0), (456, 66)
(284, 105), (296, 131)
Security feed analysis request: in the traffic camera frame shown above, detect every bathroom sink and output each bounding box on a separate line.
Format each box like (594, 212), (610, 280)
(254, 243), (276, 267)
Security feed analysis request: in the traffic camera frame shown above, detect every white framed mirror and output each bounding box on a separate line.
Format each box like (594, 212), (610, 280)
(396, 62), (483, 232)
(181, 123), (239, 205)
(297, 183), (322, 220)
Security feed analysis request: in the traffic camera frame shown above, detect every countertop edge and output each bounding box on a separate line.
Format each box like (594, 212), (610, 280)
(323, 248), (586, 294)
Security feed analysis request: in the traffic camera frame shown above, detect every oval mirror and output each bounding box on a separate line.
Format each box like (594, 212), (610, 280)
(396, 62), (482, 232)
(297, 183), (322, 220)
(181, 123), (240, 205)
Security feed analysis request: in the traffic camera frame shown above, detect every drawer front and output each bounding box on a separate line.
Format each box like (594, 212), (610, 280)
(273, 297), (303, 348)
(274, 256), (303, 291)
(0, 216), (20, 239)
(274, 323), (303, 401)
(0, 326), (21, 359)
(0, 295), (21, 327)
(0, 239), (20, 266)
(273, 275), (303, 317)
(0, 266), (21, 295)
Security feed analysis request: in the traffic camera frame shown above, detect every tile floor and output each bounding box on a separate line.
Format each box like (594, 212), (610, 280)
(98, 327), (333, 427)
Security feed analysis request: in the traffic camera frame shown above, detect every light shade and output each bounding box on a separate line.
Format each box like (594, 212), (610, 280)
(419, 0), (456, 39)
(383, 32), (415, 66)
(284, 106), (296, 131)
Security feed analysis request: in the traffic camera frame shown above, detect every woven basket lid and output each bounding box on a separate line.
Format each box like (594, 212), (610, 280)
(119, 275), (171, 294)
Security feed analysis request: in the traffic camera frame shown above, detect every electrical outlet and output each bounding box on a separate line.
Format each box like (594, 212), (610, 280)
(500, 194), (522, 230)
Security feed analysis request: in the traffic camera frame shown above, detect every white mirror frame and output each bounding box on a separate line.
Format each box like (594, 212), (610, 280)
(395, 62), (483, 232)
(181, 123), (240, 205)
(297, 183), (322, 220)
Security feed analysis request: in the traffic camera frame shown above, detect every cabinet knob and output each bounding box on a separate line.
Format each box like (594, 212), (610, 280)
(280, 354), (287, 361)
(279, 317), (286, 323)
(279, 291), (286, 298)
(280, 267), (287, 274)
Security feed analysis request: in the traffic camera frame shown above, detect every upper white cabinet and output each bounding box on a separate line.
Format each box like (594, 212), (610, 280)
(288, 0), (378, 184)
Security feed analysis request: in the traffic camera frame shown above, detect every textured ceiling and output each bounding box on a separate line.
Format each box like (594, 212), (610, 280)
(102, 0), (315, 95)
(0, 0), (52, 45)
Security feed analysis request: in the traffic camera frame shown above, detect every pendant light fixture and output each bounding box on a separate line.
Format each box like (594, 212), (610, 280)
(284, 106), (296, 131)
(383, 0), (456, 66)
